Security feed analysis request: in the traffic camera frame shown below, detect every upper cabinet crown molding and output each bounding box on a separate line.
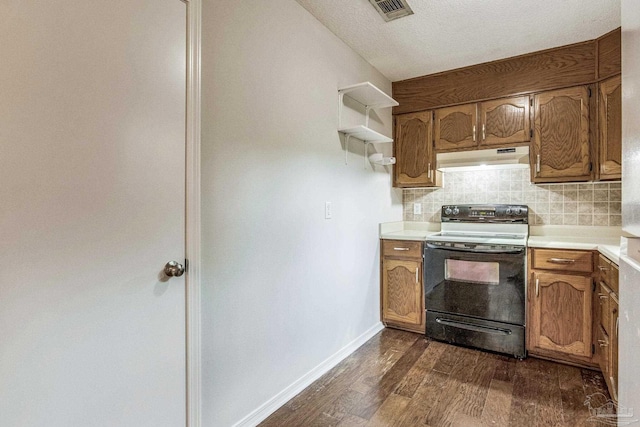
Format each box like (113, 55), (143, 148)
(597, 28), (622, 81)
(392, 28), (620, 115)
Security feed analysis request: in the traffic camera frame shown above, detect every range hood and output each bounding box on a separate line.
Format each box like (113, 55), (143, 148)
(436, 146), (530, 172)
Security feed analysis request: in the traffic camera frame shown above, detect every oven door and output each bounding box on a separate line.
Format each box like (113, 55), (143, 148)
(424, 243), (526, 326)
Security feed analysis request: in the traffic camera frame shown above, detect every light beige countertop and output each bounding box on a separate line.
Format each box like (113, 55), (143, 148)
(528, 225), (622, 264)
(379, 221), (440, 241)
(379, 222), (622, 264)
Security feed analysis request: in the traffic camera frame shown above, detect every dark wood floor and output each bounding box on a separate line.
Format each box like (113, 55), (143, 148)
(260, 328), (612, 427)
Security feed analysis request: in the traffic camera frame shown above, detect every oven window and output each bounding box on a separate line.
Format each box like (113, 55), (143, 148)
(445, 259), (499, 284)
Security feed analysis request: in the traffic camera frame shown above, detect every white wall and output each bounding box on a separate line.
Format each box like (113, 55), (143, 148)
(200, 1), (402, 425)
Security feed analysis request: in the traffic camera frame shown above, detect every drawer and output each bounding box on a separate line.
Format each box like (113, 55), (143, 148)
(597, 254), (612, 283)
(598, 281), (613, 336)
(610, 262), (619, 295)
(532, 249), (593, 273)
(382, 240), (423, 259)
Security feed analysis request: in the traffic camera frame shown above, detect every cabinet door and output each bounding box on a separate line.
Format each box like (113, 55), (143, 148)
(599, 75), (622, 180)
(610, 295), (619, 401)
(598, 281), (612, 336)
(596, 325), (610, 382)
(381, 258), (423, 329)
(530, 271), (592, 358)
(532, 87), (591, 182)
(479, 96), (531, 146)
(434, 103), (477, 151)
(394, 111), (437, 187)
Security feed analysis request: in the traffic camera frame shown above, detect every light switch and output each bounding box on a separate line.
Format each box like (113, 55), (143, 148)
(325, 201), (332, 219)
(413, 203), (422, 215)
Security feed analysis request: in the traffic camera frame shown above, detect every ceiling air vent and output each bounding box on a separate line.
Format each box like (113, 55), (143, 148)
(369, 0), (414, 22)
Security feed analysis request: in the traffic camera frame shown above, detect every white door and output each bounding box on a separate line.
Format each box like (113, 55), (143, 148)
(0, 1), (188, 426)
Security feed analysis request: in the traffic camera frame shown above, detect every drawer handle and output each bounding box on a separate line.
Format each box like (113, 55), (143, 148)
(536, 154), (541, 174)
(473, 125), (476, 142)
(393, 247), (410, 251)
(598, 340), (609, 348)
(598, 266), (609, 271)
(535, 277), (539, 297)
(548, 258), (576, 264)
(482, 124), (486, 141)
(415, 267), (419, 284)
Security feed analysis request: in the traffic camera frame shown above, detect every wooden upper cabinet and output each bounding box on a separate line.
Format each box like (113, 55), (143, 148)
(394, 111), (438, 187)
(599, 75), (622, 180)
(531, 86), (591, 182)
(530, 271), (593, 358)
(479, 96), (531, 147)
(434, 104), (477, 151)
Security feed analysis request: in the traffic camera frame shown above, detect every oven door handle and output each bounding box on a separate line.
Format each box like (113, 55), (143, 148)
(435, 317), (513, 336)
(426, 243), (524, 254)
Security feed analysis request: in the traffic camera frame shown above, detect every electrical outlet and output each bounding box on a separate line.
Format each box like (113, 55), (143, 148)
(413, 203), (422, 215)
(325, 201), (332, 219)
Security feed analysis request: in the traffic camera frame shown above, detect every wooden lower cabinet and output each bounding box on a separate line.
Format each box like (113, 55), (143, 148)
(529, 271), (593, 359)
(595, 253), (619, 401)
(610, 295), (618, 400)
(527, 248), (595, 365)
(381, 240), (425, 333)
(527, 248), (619, 400)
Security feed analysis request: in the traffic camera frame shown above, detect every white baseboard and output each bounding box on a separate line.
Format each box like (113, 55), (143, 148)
(232, 322), (385, 427)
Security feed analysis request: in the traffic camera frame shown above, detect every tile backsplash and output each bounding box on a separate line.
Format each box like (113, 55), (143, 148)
(403, 167), (621, 226)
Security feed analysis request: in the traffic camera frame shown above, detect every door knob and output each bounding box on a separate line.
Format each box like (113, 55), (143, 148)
(164, 261), (185, 277)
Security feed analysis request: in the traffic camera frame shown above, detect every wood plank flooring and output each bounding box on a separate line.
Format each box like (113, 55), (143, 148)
(259, 329), (612, 427)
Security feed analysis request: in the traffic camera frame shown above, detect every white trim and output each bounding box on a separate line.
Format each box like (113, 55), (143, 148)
(232, 323), (386, 427)
(185, 0), (202, 426)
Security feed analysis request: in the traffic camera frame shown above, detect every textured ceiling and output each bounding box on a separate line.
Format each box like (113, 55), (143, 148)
(295, 0), (621, 82)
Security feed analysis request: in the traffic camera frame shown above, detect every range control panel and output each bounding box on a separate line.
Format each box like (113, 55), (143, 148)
(441, 204), (528, 223)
